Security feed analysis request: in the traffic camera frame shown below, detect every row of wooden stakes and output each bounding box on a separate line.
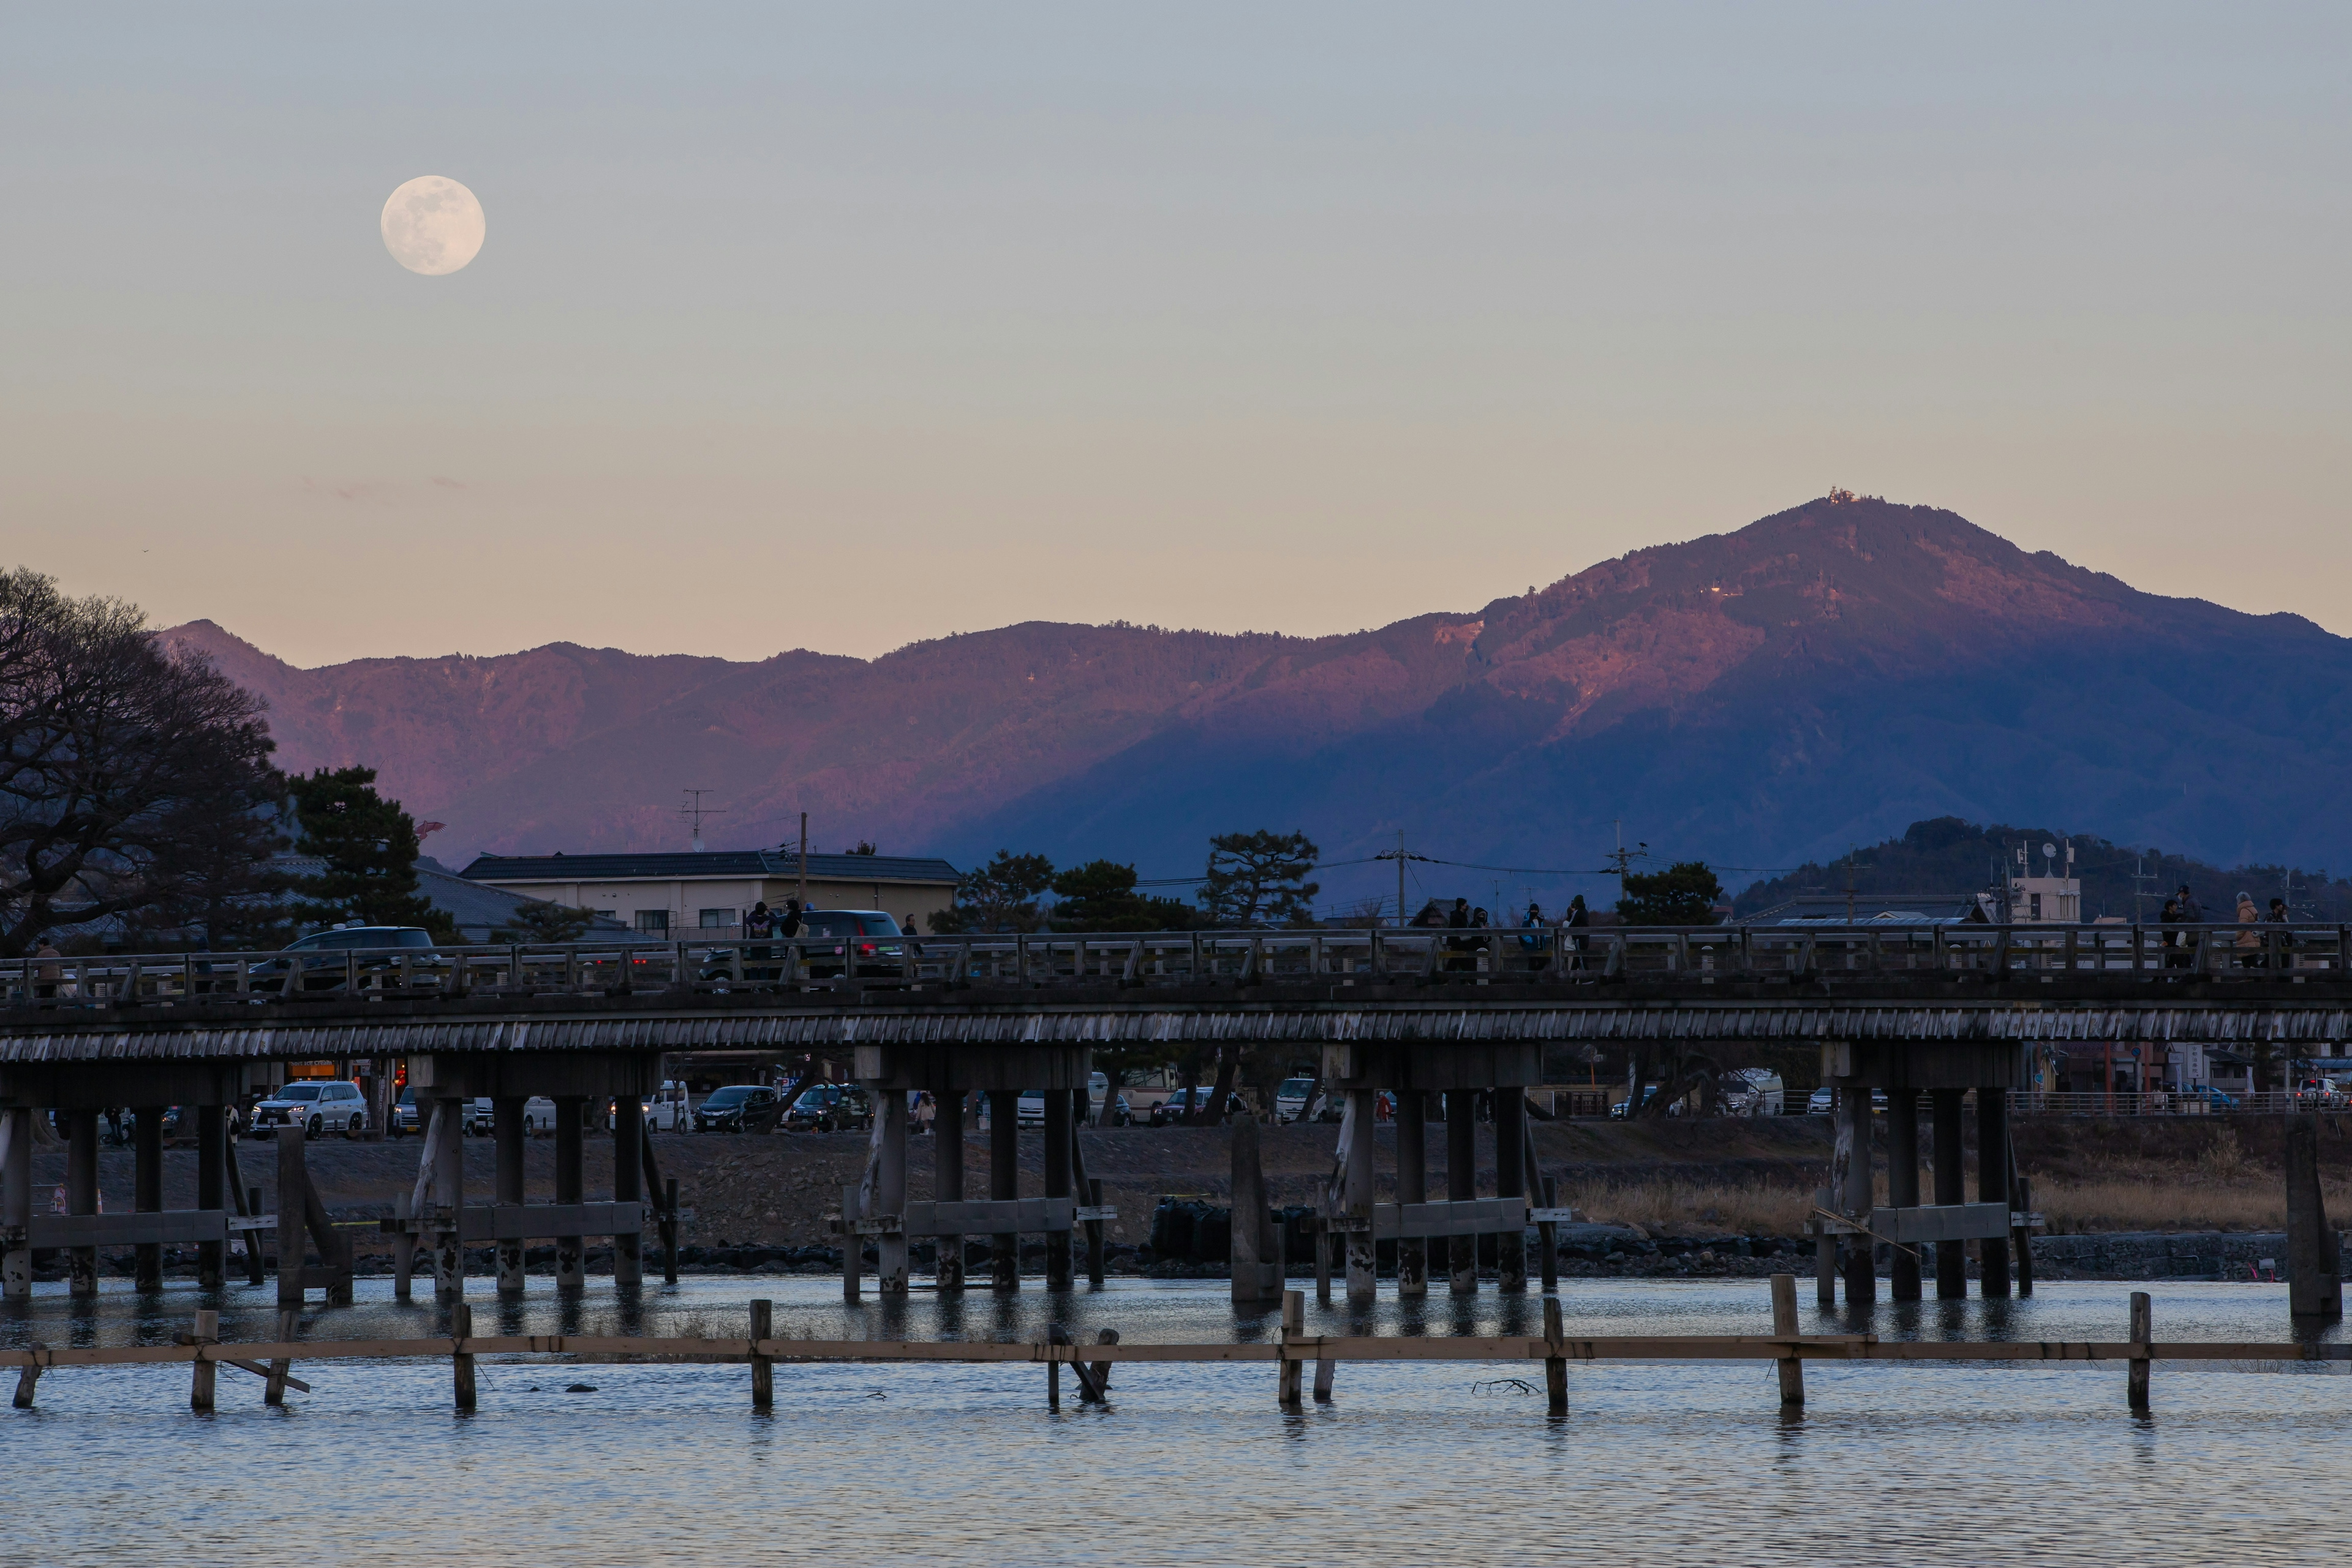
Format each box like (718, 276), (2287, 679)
(9, 1278), (2327, 1418)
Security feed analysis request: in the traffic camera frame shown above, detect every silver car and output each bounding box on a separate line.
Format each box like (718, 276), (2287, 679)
(248, 1080), (369, 1139)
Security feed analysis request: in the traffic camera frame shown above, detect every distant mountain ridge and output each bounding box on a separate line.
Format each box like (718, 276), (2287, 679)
(161, 497), (2352, 899)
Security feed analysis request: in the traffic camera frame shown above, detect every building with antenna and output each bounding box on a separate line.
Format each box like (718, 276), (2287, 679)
(2006, 837), (2081, 924)
(461, 848), (960, 935)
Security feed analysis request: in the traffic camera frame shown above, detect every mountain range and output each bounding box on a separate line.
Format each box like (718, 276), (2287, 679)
(161, 496), (2352, 910)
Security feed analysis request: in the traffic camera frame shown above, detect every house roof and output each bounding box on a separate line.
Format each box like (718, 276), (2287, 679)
(458, 850), (961, 887)
(1744, 892), (1992, 925)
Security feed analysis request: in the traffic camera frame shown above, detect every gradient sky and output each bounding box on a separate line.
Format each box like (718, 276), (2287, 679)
(6, 4), (2347, 666)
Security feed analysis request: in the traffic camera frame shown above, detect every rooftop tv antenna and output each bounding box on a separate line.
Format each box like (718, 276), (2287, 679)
(679, 789), (726, 852)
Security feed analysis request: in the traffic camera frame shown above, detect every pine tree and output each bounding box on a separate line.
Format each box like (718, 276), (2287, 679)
(287, 766), (435, 929)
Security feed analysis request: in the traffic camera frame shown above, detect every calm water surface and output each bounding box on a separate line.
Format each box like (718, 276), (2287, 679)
(6, 1275), (2348, 1566)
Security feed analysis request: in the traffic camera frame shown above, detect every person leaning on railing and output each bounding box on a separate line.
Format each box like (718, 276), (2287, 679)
(2234, 893), (2261, 969)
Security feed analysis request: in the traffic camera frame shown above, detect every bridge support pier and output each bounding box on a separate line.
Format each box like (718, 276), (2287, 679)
(1887, 1085), (1921, 1302)
(935, 1091), (964, 1293)
(876, 1084), (910, 1295)
(1446, 1090), (1478, 1296)
(1931, 1090), (1967, 1298)
(1837, 1085), (1875, 1305)
(989, 1089), (1020, 1292)
(195, 1104), (225, 1291)
(612, 1095), (644, 1287)
(554, 1097), (586, 1291)
(429, 1096), (465, 1301)
(1044, 1085), (1072, 1292)
(1343, 1088), (1378, 1305)
(494, 1098), (527, 1293)
(1, 1106), (29, 1300)
(1977, 1087), (2010, 1298)
(1395, 1091), (1428, 1298)
(1496, 1090), (1527, 1294)
(67, 1109), (99, 1298)
(134, 1103), (164, 1290)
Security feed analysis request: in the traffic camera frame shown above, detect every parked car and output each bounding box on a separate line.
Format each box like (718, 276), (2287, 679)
(1274, 1077), (1322, 1125)
(1805, 1087), (1889, 1115)
(247, 1080), (369, 1139)
(783, 1082), (872, 1132)
(1088, 1071), (1133, 1127)
(391, 1088), (425, 1136)
(1724, 1068), (1785, 1117)
(695, 1084), (783, 1134)
(2294, 1077), (2345, 1109)
(1148, 1085), (1246, 1127)
(796, 911), (910, 978)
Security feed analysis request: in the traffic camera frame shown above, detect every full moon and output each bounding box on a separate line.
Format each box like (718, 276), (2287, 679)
(380, 176), (486, 276)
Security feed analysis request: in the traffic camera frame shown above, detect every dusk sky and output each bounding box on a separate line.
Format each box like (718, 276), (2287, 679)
(7, 4), (2346, 666)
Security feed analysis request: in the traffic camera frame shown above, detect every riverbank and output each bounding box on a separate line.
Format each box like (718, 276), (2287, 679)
(20, 1112), (2352, 1283)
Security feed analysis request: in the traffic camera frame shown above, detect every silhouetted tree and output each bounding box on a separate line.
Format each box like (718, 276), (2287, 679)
(0, 569), (284, 955)
(1616, 861), (1724, 926)
(1199, 830), (1319, 927)
(488, 899), (597, 944)
(1050, 859), (1196, 932)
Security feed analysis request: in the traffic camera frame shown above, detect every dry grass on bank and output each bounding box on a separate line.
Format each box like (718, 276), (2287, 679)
(1569, 1137), (2352, 1237)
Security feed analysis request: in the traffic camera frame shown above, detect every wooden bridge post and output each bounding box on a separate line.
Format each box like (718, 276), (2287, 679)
(2285, 1112), (2343, 1319)
(1931, 1090), (1967, 1298)
(1395, 1090), (1428, 1298)
(1976, 1088), (2011, 1297)
(1771, 1272), (1803, 1406)
(1495, 1090), (1527, 1294)
(1343, 1087), (1378, 1305)
(989, 1088), (1020, 1291)
(2127, 1289), (2151, 1412)
(134, 1103), (165, 1289)
(451, 1301), (476, 1413)
(1887, 1087), (1921, 1301)
(1042, 1085), (1072, 1292)
(494, 1096), (527, 1294)
(2, 1106), (32, 1300)
(749, 1298), (774, 1411)
(612, 1093), (644, 1286)
(189, 1308), (218, 1412)
(554, 1096), (586, 1291)
(935, 1090), (965, 1294)
(1543, 1295), (1568, 1416)
(195, 1103), (226, 1290)
(66, 1109), (99, 1298)
(1278, 1289), (1305, 1410)
(876, 1084), (909, 1295)
(1446, 1088), (1478, 1296)
(265, 1306), (298, 1406)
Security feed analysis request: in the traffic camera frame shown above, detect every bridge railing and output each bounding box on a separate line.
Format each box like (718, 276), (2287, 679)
(2, 922), (2345, 1008)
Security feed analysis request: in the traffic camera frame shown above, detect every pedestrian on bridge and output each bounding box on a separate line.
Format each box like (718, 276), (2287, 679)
(2234, 894), (2261, 968)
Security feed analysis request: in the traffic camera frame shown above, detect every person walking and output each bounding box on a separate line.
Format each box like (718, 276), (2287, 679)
(2174, 884), (2203, 969)
(2267, 895), (2294, 970)
(1521, 900), (1548, 971)
(777, 899), (804, 938)
(2159, 894), (2185, 968)
(2234, 892), (2261, 969)
(32, 940), (61, 999)
(1563, 894), (1590, 971)
(1445, 898), (1472, 971)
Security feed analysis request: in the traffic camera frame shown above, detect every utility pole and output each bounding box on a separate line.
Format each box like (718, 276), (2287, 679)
(2132, 853), (2160, 925)
(1840, 845), (1873, 924)
(1373, 831), (1435, 927)
(797, 812), (809, 908)
(1599, 822), (1649, 905)
(678, 789), (725, 853)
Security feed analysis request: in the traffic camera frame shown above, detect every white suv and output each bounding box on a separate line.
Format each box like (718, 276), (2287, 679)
(249, 1080), (369, 1140)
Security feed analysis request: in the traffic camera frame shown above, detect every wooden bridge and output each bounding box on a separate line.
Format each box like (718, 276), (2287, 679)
(1, 923), (2345, 1319)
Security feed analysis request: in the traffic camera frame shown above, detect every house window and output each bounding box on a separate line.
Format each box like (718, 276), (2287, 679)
(635, 910), (670, 933)
(2028, 893), (2042, 920)
(700, 908), (734, 929)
